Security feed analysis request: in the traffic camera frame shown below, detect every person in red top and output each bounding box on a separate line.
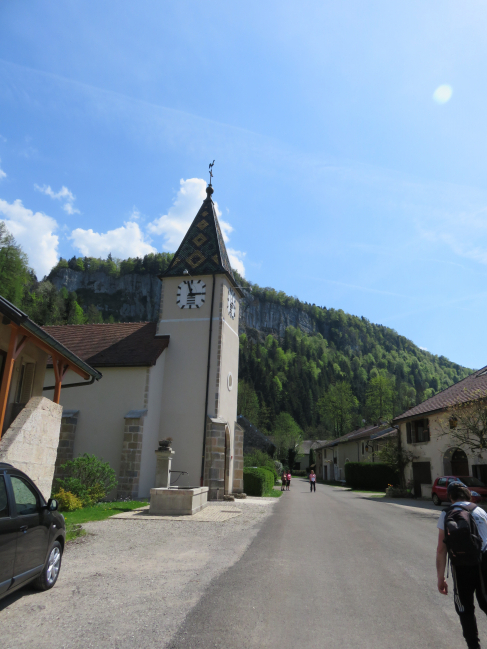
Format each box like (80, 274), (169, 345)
(309, 469), (316, 492)
(286, 472), (291, 491)
(281, 470), (287, 491)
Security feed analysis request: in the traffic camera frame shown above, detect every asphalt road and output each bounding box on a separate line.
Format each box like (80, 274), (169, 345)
(168, 480), (487, 649)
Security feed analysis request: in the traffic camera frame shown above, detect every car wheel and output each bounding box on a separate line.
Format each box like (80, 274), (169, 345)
(432, 493), (441, 506)
(35, 541), (63, 591)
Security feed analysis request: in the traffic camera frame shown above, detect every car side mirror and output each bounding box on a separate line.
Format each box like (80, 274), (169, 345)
(47, 498), (59, 512)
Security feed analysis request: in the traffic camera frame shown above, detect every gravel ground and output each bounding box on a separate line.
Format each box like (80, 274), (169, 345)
(0, 499), (278, 649)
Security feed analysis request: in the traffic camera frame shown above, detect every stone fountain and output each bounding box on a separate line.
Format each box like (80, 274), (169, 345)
(149, 439), (208, 516)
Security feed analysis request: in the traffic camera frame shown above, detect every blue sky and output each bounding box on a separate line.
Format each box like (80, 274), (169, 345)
(1, 1), (487, 369)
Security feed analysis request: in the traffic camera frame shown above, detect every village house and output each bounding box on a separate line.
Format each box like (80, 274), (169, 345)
(314, 424), (396, 482)
(0, 295), (101, 497)
(42, 182), (244, 501)
(393, 366), (487, 498)
(294, 440), (326, 471)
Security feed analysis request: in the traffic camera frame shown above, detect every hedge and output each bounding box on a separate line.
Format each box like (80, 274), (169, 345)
(344, 462), (397, 491)
(243, 468), (275, 496)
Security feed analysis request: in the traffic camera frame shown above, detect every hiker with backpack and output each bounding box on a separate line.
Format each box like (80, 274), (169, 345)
(436, 481), (487, 649)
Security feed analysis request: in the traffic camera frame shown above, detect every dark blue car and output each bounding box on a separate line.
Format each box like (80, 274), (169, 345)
(0, 462), (65, 600)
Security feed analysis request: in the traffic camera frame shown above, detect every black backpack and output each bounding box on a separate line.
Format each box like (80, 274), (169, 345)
(443, 503), (483, 566)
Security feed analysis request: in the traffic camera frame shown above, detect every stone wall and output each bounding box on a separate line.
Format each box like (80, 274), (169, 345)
(118, 415), (145, 499)
(233, 422), (244, 493)
(53, 410), (78, 481)
(204, 416), (227, 500)
(0, 396), (63, 499)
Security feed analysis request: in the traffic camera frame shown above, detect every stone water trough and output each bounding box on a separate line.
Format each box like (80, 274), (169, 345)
(148, 442), (209, 516)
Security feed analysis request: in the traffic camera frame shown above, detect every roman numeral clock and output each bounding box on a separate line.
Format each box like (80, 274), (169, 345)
(176, 280), (206, 309)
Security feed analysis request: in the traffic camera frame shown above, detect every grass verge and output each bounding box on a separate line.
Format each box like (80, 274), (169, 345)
(266, 489), (282, 498)
(64, 500), (147, 541)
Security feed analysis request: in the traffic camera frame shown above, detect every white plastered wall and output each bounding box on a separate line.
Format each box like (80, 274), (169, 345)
(44, 366), (147, 484)
(138, 353), (166, 497)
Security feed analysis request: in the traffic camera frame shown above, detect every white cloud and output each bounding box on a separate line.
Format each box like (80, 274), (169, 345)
(419, 346), (428, 351)
(0, 159), (6, 180)
(35, 183), (80, 215)
(0, 198), (59, 277)
(227, 248), (246, 276)
(148, 177), (246, 275)
(70, 221), (156, 259)
(433, 84), (453, 104)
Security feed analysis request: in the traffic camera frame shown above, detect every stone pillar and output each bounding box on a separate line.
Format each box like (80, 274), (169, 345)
(204, 416), (227, 500)
(118, 409), (147, 500)
(54, 409), (79, 482)
(154, 448), (175, 488)
(233, 422), (244, 493)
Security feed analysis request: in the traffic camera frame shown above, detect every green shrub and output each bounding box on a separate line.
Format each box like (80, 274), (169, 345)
(55, 454), (118, 504)
(244, 450), (279, 483)
(344, 462), (397, 491)
(243, 468), (275, 496)
(53, 488), (83, 512)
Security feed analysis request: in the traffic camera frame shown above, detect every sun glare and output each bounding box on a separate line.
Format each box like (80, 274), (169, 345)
(433, 84), (453, 104)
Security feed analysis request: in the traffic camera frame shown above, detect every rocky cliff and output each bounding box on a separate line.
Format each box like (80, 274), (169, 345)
(49, 268), (317, 337)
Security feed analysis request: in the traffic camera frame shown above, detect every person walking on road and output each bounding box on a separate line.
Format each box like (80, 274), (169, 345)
(309, 469), (316, 492)
(436, 481), (487, 649)
(286, 471), (291, 491)
(281, 470), (287, 492)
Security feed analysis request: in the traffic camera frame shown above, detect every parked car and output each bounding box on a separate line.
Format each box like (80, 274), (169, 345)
(431, 475), (487, 506)
(0, 462), (65, 601)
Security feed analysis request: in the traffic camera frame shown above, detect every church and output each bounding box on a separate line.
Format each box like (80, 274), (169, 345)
(43, 182), (244, 500)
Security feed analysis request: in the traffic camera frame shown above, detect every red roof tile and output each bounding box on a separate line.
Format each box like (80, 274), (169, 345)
(393, 366), (484, 422)
(42, 322), (169, 367)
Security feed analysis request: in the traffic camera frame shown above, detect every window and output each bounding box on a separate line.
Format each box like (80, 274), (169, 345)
(10, 476), (39, 516)
(406, 419), (430, 444)
(361, 442), (365, 455)
(15, 362), (35, 404)
(324, 449), (327, 459)
(0, 476), (8, 518)
(437, 478), (447, 486)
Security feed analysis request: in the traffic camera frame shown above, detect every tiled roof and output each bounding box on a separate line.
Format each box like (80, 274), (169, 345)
(161, 185), (235, 281)
(298, 440), (327, 454)
(314, 424), (389, 449)
(42, 322), (169, 367)
(393, 366), (484, 422)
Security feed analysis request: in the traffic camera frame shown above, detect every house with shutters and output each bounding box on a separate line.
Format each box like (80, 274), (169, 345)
(393, 365), (487, 498)
(314, 424), (396, 482)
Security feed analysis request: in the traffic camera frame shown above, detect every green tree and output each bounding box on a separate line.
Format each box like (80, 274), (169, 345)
(0, 222), (30, 305)
(271, 412), (303, 465)
(318, 382), (358, 437)
(366, 373), (394, 422)
(237, 380), (260, 425)
(85, 304), (103, 324)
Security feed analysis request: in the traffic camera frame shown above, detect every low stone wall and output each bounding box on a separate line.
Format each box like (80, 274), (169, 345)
(0, 396), (63, 499)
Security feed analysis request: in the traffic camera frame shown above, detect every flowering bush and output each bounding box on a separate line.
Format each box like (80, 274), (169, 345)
(53, 488), (83, 511)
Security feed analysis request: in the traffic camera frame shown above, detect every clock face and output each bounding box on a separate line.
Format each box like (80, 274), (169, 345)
(227, 288), (237, 319)
(177, 280), (206, 309)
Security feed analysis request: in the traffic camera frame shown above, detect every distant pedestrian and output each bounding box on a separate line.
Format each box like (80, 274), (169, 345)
(286, 472), (291, 491)
(281, 470), (287, 491)
(436, 481), (487, 649)
(309, 469), (316, 492)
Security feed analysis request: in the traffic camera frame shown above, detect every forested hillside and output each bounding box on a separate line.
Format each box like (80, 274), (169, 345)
(0, 223), (473, 439)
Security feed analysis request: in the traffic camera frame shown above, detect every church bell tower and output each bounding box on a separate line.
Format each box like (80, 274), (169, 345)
(156, 182), (243, 498)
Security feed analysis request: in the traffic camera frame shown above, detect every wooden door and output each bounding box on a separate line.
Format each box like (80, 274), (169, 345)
(412, 462), (432, 498)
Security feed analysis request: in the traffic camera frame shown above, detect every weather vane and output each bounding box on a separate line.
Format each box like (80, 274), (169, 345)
(209, 160), (215, 186)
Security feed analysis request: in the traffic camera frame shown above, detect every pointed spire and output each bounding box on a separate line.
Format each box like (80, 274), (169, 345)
(160, 183), (235, 281)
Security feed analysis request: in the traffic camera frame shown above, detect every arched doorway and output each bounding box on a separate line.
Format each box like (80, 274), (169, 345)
(451, 448), (469, 476)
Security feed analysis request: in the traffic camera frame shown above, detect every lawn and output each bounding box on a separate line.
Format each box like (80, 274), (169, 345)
(64, 500), (147, 541)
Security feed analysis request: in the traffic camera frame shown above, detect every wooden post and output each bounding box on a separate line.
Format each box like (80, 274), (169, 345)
(0, 325), (28, 440)
(53, 357), (68, 405)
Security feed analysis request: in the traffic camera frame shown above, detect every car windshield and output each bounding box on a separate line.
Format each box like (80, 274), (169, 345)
(458, 477), (485, 488)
